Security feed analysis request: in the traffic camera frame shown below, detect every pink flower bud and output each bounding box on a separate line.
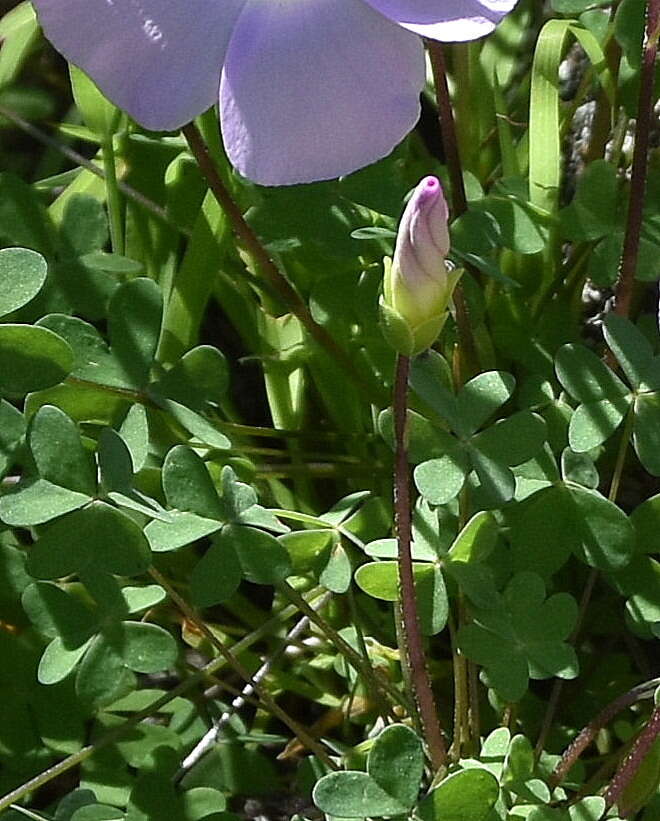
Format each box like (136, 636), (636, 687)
(393, 176), (450, 292)
(381, 176), (460, 355)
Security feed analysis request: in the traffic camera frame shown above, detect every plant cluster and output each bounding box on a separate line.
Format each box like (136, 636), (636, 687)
(1, 0), (660, 820)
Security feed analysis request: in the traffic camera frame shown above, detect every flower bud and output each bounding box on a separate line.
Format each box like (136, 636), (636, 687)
(380, 176), (461, 356)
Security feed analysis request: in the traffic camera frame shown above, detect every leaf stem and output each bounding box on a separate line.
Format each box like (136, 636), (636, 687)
(550, 677), (660, 790)
(277, 580), (404, 718)
(0, 589), (328, 812)
(394, 354), (447, 770)
(181, 122), (385, 405)
(605, 703), (660, 809)
(101, 136), (125, 256)
(149, 567), (336, 768)
(426, 41), (479, 377)
(613, 0), (660, 318)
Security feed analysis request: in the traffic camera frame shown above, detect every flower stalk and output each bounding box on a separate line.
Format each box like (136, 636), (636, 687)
(394, 354), (447, 771)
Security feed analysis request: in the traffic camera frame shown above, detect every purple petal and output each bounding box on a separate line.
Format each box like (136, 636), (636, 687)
(362, 0), (519, 41)
(33, 0), (246, 131)
(220, 0), (424, 186)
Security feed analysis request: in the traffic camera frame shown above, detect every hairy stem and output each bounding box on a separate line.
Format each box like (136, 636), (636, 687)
(605, 703), (660, 809)
(394, 354), (447, 770)
(550, 678), (660, 789)
(614, 0), (660, 317)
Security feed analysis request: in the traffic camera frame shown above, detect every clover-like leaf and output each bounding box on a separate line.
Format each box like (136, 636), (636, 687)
(0, 323), (74, 395)
(418, 768), (500, 821)
(0, 246), (48, 316)
(355, 560), (447, 635)
(27, 502), (151, 579)
(313, 724), (423, 817)
(458, 571), (579, 702)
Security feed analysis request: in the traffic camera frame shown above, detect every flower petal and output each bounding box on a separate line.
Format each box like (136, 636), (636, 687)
(33, 0), (246, 131)
(220, 0), (424, 186)
(362, 0), (519, 41)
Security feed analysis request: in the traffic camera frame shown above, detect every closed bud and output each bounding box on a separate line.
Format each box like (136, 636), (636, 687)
(380, 176), (461, 356)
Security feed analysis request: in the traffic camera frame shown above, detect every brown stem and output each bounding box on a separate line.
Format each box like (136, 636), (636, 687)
(550, 678), (660, 789)
(394, 354), (447, 770)
(426, 42), (468, 217)
(613, 0), (660, 318)
(181, 123), (384, 404)
(605, 703), (660, 810)
(149, 567), (336, 769)
(426, 42), (479, 377)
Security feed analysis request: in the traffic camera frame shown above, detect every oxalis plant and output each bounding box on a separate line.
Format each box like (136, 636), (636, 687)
(1, 0), (660, 819)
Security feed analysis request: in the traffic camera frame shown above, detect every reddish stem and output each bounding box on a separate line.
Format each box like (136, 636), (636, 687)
(394, 354), (447, 770)
(614, 0), (660, 318)
(605, 704), (660, 811)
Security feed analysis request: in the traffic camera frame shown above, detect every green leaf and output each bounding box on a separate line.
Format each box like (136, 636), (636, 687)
(472, 410), (546, 466)
(379, 407), (456, 465)
(447, 512), (498, 564)
(556, 344), (628, 402)
(634, 393), (660, 476)
(159, 398), (231, 450)
(354, 562), (447, 634)
(0, 246), (47, 316)
(28, 502), (151, 578)
(313, 771), (406, 818)
(0, 478), (90, 526)
(145, 510), (222, 553)
(414, 448), (469, 504)
(612, 555), (660, 638)
(108, 278), (162, 388)
(568, 396), (630, 452)
(561, 447), (599, 489)
(568, 484), (635, 571)
(458, 571), (578, 701)
(182, 787), (227, 820)
(603, 314), (654, 389)
(29, 404), (96, 494)
(279, 529), (335, 573)
(559, 160), (618, 241)
(118, 404), (149, 472)
(313, 724), (423, 817)
(614, 0), (645, 69)
(76, 634), (131, 705)
(36, 314), (127, 388)
(190, 531), (242, 607)
(154, 346), (229, 411)
(98, 427), (135, 495)
(470, 446), (516, 507)
(71, 805), (125, 821)
(631, 493), (660, 553)
(115, 622), (177, 674)
(409, 351), (458, 428)
(38, 636), (94, 685)
(0, 323), (73, 395)
(22, 580), (97, 645)
(418, 768), (500, 821)
(319, 543), (352, 593)
(503, 734), (534, 785)
(0, 399), (26, 478)
(226, 523), (292, 584)
(121, 585), (166, 614)
(162, 445), (224, 519)
(511, 486), (576, 578)
(367, 724), (424, 809)
(456, 371), (516, 435)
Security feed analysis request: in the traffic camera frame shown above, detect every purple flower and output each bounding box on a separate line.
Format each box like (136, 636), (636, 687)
(32, 0), (518, 186)
(381, 176), (460, 355)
